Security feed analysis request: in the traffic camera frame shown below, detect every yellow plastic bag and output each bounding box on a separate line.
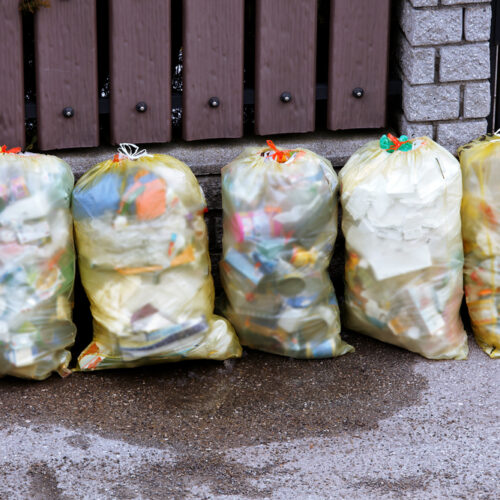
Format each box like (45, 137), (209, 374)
(220, 141), (353, 358)
(459, 134), (500, 358)
(340, 135), (468, 359)
(0, 147), (76, 379)
(72, 146), (241, 370)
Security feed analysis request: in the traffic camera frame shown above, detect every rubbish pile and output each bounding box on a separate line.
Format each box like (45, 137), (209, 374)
(220, 141), (353, 358)
(0, 148), (76, 379)
(340, 135), (468, 359)
(459, 134), (500, 358)
(72, 145), (241, 371)
(4, 131), (500, 381)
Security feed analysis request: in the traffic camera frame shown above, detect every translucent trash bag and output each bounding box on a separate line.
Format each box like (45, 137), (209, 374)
(0, 147), (76, 379)
(72, 145), (241, 370)
(459, 133), (500, 358)
(220, 141), (353, 358)
(340, 134), (468, 359)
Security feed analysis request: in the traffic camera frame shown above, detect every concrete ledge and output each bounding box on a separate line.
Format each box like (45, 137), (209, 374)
(52, 130), (384, 179)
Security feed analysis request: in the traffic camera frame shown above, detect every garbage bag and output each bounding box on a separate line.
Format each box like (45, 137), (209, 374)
(459, 134), (500, 358)
(340, 134), (468, 359)
(220, 141), (353, 358)
(73, 145), (241, 370)
(0, 147), (76, 379)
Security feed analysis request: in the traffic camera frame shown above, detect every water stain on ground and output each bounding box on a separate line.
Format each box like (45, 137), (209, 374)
(129, 454), (289, 499)
(0, 330), (430, 498)
(0, 332), (427, 454)
(353, 473), (430, 495)
(27, 462), (65, 500)
(64, 434), (92, 451)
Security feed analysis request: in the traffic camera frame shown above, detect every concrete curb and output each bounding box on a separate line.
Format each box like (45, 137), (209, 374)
(51, 130), (384, 179)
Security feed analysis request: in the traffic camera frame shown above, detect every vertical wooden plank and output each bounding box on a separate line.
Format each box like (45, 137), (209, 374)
(35, 0), (98, 150)
(0, 0), (25, 148)
(327, 0), (391, 130)
(255, 0), (318, 136)
(183, 0), (244, 141)
(109, 0), (171, 145)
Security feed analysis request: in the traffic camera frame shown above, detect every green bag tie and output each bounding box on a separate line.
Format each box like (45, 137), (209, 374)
(380, 133), (413, 153)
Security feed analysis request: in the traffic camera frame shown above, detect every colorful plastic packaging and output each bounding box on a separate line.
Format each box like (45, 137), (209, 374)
(73, 145), (241, 370)
(459, 133), (500, 358)
(0, 146), (76, 379)
(340, 135), (468, 359)
(220, 141), (353, 358)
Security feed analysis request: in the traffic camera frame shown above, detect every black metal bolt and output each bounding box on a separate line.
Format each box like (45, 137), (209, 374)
(280, 92), (292, 103)
(352, 87), (364, 98)
(208, 97), (220, 108)
(62, 107), (74, 118)
(136, 102), (148, 113)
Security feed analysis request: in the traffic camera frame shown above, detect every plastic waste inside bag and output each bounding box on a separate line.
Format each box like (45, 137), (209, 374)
(459, 133), (500, 358)
(0, 146), (77, 380)
(219, 140), (353, 358)
(340, 134), (468, 360)
(72, 144), (241, 370)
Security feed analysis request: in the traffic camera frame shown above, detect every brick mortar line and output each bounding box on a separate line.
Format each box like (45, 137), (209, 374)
(462, 6), (466, 41)
(406, 117), (488, 124)
(459, 84), (466, 116)
(408, 2), (491, 10)
(399, 40), (490, 49)
(435, 47), (441, 83)
(403, 78), (490, 86)
(432, 122), (439, 138)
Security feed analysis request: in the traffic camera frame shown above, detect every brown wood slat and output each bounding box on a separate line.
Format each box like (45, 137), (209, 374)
(255, 0), (318, 136)
(182, 0), (244, 141)
(328, 0), (391, 130)
(0, 0), (25, 148)
(109, 0), (171, 145)
(35, 0), (99, 150)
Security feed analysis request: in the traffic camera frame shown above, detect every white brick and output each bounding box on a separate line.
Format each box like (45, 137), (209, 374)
(403, 81), (460, 121)
(409, 0), (438, 6)
(442, 0), (489, 5)
(440, 43), (490, 82)
(464, 5), (492, 42)
(437, 120), (488, 154)
(398, 35), (435, 84)
(400, 0), (462, 46)
(398, 114), (434, 139)
(463, 81), (491, 118)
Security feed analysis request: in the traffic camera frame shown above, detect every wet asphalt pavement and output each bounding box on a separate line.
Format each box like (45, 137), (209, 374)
(0, 327), (499, 499)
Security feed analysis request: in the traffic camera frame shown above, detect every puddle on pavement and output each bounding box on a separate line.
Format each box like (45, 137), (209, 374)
(0, 332), (428, 453)
(0, 241), (432, 499)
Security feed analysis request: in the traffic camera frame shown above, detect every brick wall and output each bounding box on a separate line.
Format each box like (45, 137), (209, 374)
(397, 0), (492, 153)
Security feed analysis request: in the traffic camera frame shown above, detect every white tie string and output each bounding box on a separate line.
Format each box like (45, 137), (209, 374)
(117, 143), (153, 160)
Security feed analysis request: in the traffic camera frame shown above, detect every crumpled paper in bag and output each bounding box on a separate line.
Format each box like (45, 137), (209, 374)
(340, 135), (468, 359)
(220, 141), (353, 358)
(0, 147), (76, 379)
(459, 133), (500, 358)
(73, 146), (241, 370)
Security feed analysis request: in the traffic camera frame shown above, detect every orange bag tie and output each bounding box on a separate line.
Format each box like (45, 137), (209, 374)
(266, 140), (291, 163)
(386, 134), (412, 152)
(0, 145), (22, 154)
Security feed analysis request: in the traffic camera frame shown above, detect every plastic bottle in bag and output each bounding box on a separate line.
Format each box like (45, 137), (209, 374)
(220, 141), (353, 358)
(0, 146), (77, 379)
(340, 134), (468, 359)
(459, 134), (500, 358)
(72, 145), (241, 370)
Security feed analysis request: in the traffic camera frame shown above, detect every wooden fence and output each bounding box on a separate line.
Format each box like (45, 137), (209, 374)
(0, 0), (391, 151)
